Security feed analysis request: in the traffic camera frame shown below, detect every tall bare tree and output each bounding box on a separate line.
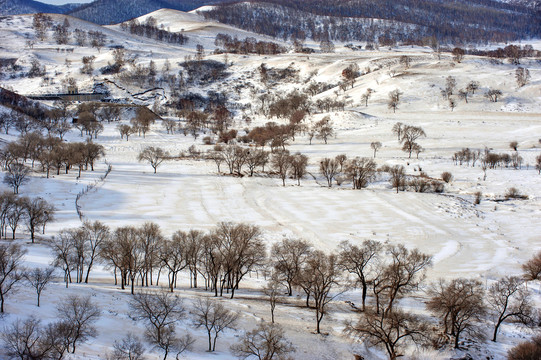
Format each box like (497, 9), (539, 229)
(488, 276), (534, 342)
(427, 278), (486, 349)
(0, 243), (26, 312)
(271, 150), (291, 187)
(345, 157), (376, 190)
(338, 240), (383, 311)
(299, 250), (341, 334)
(129, 290), (187, 360)
(23, 197), (55, 243)
(345, 308), (428, 360)
(319, 157), (340, 187)
(231, 322), (295, 360)
(23, 267), (55, 307)
(193, 297), (239, 352)
(271, 238), (312, 296)
(56, 295), (101, 353)
(138, 147), (170, 174)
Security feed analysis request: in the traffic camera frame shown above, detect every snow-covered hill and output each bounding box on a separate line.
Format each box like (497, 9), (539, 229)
(0, 9), (540, 360)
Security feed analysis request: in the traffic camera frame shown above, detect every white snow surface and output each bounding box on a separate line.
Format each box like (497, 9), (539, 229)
(0, 9), (540, 360)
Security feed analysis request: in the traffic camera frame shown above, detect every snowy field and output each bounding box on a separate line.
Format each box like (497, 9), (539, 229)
(0, 9), (540, 360)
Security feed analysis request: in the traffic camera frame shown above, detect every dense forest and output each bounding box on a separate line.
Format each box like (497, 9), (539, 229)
(201, 0), (541, 44)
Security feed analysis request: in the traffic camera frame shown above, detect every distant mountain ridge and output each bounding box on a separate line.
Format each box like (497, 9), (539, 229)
(0, 0), (77, 15)
(201, 0), (541, 44)
(66, 0), (228, 25)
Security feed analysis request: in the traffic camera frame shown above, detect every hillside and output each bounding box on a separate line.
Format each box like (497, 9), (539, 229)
(0, 9), (540, 360)
(0, 0), (77, 15)
(200, 0), (541, 44)
(66, 0), (228, 25)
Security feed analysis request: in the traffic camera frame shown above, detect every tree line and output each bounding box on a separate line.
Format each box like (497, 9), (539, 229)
(2, 219), (541, 359)
(120, 17), (188, 46)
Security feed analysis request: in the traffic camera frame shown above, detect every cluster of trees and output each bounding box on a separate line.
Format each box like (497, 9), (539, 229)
(116, 108), (159, 141)
(453, 146), (527, 175)
(466, 44), (538, 65)
(51, 221), (266, 299)
(121, 17), (188, 46)
(214, 33), (286, 55)
(0, 193), (55, 242)
(0, 131), (105, 179)
(3, 220), (541, 359)
(32, 13), (107, 50)
(391, 122), (426, 158)
(2, 294), (101, 358)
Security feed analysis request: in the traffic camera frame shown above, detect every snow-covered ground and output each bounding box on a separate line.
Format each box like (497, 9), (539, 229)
(0, 9), (540, 360)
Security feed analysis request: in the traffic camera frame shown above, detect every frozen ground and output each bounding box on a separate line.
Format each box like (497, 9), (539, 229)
(0, 9), (540, 360)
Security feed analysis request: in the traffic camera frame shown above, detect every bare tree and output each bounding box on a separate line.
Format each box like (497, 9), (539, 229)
(138, 147), (170, 174)
(399, 55), (411, 69)
(82, 220), (109, 283)
(56, 294), (101, 353)
(319, 158), (340, 187)
(427, 278), (486, 349)
(289, 152), (308, 186)
(264, 274), (282, 324)
(23, 266), (55, 307)
(485, 89), (503, 102)
(391, 122), (403, 141)
(271, 238), (312, 296)
(0, 243), (26, 312)
(338, 240), (383, 311)
(467, 80), (480, 94)
(299, 250), (341, 334)
(448, 98), (457, 111)
(129, 290), (187, 360)
(380, 244), (432, 314)
(370, 141), (382, 158)
(400, 125), (426, 158)
(193, 297), (239, 352)
(271, 150), (291, 186)
(4, 163), (30, 194)
(231, 322), (295, 360)
(2, 317), (67, 360)
(51, 229), (76, 288)
(345, 157), (376, 190)
(488, 276), (535, 342)
(160, 231), (188, 293)
(452, 47), (465, 63)
(23, 196), (55, 243)
(388, 165), (406, 193)
(387, 89), (402, 113)
(7, 196), (26, 240)
(515, 67), (530, 88)
(110, 333), (146, 360)
(345, 307), (428, 360)
(314, 116), (334, 144)
(212, 222), (265, 299)
(361, 89), (374, 107)
(118, 124), (135, 141)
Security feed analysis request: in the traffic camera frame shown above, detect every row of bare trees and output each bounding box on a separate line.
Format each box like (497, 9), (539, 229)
(0, 192), (55, 242)
(0, 132), (105, 180)
(51, 221), (266, 298)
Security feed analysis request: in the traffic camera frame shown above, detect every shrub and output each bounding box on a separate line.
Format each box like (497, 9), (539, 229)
(508, 336), (541, 360)
(441, 171), (453, 183)
(505, 187), (528, 200)
(474, 191), (482, 205)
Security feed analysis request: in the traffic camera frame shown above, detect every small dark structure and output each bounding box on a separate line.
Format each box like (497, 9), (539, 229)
(27, 86), (108, 102)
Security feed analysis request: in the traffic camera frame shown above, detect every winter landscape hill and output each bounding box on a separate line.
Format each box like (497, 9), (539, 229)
(0, 6), (540, 360)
